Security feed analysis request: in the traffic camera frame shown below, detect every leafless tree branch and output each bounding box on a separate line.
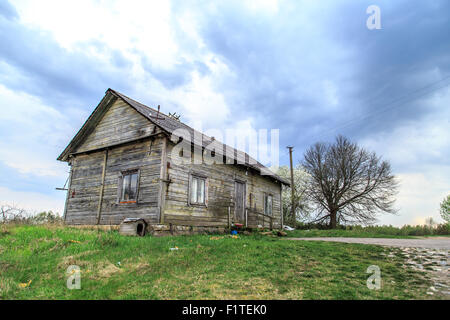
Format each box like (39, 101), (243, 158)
(302, 135), (399, 228)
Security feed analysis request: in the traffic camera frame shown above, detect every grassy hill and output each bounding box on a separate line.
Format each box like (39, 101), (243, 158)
(0, 225), (439, 299)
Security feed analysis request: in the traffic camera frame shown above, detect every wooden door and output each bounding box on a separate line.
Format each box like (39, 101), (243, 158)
(235, 181), (246, 222)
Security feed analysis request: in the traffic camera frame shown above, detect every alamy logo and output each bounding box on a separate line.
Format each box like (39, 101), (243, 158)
(366, 5), (381, 30)
(66, 265), (81, 290)
(366, 265), (381, 290)
(170, 125), (280, 174)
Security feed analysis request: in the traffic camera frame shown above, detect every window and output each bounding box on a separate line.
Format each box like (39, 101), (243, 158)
(120, 171), (139, 203)
(264, 194), (273, 216)
(190, 175), (206, 205)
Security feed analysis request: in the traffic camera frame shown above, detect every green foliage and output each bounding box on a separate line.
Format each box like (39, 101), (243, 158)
(0, 225), (437, 299)
(440, 195), (450, 223)
(287, 223), (450, 238)
(31, 211), (63, 224)
(1, 204), (62, 225)
(435, 222), (450, 235)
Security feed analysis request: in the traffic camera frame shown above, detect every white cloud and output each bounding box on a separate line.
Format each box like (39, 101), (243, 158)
(360, 89), (450, 226)
(243, 0), (280, 14)
(171, 71), (231, 128)
(11, 0), (236, 131)
(14, 0), (177, 67)
(0, 84), (70, 177)
(0, 186), (65, 214)
(382, 171), (449, 226)
(360, 88), (450, 171)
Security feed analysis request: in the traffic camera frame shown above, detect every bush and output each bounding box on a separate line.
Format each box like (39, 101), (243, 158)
(435, 223), (450, 235)
(294, 221), (331, 230)
(291, 221), (450, 236)
(1, 204), (62, 225)
(31, 211), (62, 224)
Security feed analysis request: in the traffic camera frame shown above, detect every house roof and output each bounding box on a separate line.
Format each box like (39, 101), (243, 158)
(58, 88), (290, 186)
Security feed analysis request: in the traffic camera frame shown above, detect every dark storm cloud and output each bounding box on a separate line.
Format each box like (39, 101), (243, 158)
(0, 6), (211, 108)
(0, 11), (134, 109)
(0, 0), (447, 167)
(141, 56), (210, 89)
(183, 1), (360, 143)
(181, 0), (450, 162)
(323, 0), (450, 137)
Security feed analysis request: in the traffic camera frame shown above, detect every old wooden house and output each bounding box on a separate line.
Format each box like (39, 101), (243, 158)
(58, 89), (289, 232)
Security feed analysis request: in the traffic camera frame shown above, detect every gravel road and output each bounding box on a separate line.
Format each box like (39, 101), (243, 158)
(285, 237), (450, 250)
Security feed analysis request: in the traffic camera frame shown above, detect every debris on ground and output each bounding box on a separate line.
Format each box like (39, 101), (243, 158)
(18, 280), (32, 288)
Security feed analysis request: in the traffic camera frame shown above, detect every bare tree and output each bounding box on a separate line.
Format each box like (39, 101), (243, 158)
(0, 203), (28, 224)
(302, 135), (398, 228)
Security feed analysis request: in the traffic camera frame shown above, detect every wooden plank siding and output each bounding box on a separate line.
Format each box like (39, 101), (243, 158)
(62, 93), (284, 229)
(64, 98), (163, 225)
(76, 99), (158, 153)
(65, 152), (104, 224)
(65, 138), (164, 225)
(163, 141), (283, 228)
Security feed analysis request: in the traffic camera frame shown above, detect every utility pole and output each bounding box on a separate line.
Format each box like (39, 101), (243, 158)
(287, 146), (295, 226)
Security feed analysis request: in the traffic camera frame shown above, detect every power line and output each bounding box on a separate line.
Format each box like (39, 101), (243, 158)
(309, 74), (450, 142)
(357, 74), (450, 108)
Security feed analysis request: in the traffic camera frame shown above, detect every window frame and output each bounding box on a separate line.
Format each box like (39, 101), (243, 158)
(263, 193), (273, 216)
(188, 173), (208, 207)
(117, 169), (141, 204)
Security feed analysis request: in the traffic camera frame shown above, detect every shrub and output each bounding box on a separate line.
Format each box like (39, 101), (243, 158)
(291, 222), (449, 236)
(31, 211), (63, 224)
(435, 223), (450, 235)
(1, 204), (62, 225)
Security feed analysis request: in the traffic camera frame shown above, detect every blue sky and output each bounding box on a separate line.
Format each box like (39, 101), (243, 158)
(0, 0), (449, 226)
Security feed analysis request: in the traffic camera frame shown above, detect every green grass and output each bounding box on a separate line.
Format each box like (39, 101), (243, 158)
(0, 224), (437, 300)
(285, 229), (418, 239)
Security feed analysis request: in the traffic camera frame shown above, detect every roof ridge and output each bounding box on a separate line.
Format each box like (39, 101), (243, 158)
(109, 88), (212, 138)
(106, 88), (289, 185)
(108, 88), (173, 118)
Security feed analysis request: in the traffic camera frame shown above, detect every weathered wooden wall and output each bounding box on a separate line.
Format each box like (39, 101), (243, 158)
(64, 99), (163, 225)
(163, 141), (282, 228)
(77, 99), (157, 153)
(65, 152), (104, 224)
(65, 139), (165, 225)
(64, 98), (283, 228)
(101, 139), (163, 224)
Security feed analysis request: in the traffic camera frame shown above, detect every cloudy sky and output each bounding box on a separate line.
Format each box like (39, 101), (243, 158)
(0, 0), (448, 226)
